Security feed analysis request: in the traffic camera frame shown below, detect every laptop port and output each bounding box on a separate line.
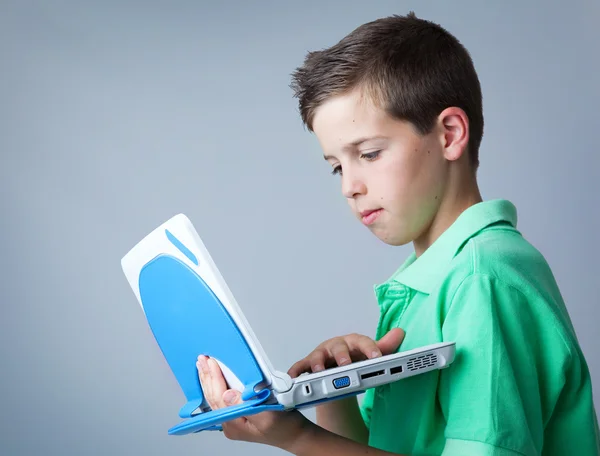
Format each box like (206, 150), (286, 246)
(390, 365), (403, 375)
(360, 369), (385, 380)
(332, 376), (351, 389)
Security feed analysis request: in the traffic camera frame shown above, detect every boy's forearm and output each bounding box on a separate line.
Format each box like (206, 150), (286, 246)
(285, 421), (405, 456)
(315, 396), (369, 444)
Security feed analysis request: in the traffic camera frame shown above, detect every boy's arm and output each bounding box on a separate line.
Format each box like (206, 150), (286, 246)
(315, 396), (369, 444)
(287, 420), (404, 456)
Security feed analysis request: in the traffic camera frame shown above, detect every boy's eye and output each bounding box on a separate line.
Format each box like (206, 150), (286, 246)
(331, 165), (342, 176)
(360, 150), (381, 161)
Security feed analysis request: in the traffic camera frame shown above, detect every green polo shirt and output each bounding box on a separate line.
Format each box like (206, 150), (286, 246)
(359, 199), (599, 455)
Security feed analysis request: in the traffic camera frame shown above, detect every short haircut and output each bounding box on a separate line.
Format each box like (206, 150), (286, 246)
(290, 12), (484, 168)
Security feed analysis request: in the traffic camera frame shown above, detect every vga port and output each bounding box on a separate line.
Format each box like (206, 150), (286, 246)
(332, 376), (351, 389)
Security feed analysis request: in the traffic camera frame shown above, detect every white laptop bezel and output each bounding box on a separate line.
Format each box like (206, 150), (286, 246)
(275, 341), (456, 409)
(120, 213), (293, 394)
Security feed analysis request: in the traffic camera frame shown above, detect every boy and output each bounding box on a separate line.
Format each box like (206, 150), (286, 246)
(196, 12), (600, 455)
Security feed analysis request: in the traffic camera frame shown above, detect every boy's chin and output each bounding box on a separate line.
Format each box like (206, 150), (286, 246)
(370, 227), (412, 247)
(379, 238), (412, 247)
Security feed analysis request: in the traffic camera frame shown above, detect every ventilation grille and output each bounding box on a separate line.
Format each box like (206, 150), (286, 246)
(407, 353), (438, 371)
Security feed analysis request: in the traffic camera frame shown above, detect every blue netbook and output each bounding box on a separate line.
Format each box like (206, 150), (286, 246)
(120, 213), (456, 435)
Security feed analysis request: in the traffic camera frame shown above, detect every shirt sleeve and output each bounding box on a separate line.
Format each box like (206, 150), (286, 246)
(439, 273), (570, 456)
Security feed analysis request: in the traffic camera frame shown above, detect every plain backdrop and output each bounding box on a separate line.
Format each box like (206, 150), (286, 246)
(1, 1), (598, 455)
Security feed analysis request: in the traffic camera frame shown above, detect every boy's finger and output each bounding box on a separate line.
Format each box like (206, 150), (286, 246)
(353, 336), (382, 359)
(287, 359), (311, 378)
(329, 340), (352, 366)
(307, 349), (327, 372)
(376, 328), (405, 355)
(222, 389), (243, 407)
(197, 356), (213, 407)
(208, 358), (229, 409)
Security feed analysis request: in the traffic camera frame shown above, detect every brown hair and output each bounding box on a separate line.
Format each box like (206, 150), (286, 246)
(290, 12), (484, 168)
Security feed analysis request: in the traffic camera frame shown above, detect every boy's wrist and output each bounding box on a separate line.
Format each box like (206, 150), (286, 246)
(280, 419), (321, 455)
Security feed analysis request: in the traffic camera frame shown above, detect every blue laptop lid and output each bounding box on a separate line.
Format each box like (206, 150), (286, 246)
(135, 228), (289, 434)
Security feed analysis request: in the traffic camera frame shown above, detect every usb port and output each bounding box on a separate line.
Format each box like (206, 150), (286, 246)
(332, 376), (351, 389)
(360, 369), (385, 380)
(390, 365), (403, 375)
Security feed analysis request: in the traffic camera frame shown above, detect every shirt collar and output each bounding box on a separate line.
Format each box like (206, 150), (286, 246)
(386, 199), (518, 294)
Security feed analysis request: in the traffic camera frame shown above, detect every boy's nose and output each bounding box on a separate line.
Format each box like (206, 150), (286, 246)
(342, 174), (367, 199)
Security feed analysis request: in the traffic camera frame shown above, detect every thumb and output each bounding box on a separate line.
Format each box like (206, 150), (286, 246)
(376, 328), (405, 355)
(223, 389), (242, 406)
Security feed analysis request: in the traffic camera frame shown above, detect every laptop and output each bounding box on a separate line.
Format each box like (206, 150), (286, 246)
(120, 213), (456, 435)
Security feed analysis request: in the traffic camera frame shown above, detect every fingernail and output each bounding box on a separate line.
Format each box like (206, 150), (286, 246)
(198, 357), (209, 374)
(339, 357), (349, 365)
(371, 351), (380, 358)
(223, 390), (237, 405)
(313, 364), (323, 372)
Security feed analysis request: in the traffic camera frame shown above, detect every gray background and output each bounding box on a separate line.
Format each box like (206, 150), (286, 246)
(1, 1), (598, 455)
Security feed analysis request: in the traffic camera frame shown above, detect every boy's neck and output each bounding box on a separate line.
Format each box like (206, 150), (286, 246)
(413, 173), (482, 258)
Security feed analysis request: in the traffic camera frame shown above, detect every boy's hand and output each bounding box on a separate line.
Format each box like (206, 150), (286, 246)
(288, 328), (405, 378)
(196, 355), (311, 451)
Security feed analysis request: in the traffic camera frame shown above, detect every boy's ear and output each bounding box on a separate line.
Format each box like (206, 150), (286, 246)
(438, 107), (469, 162)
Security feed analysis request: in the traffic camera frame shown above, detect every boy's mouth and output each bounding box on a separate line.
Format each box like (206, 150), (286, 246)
(360, 208), (382, 226)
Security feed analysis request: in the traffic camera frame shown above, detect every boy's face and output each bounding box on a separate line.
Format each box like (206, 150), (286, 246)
(312, 89), (449, 247)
